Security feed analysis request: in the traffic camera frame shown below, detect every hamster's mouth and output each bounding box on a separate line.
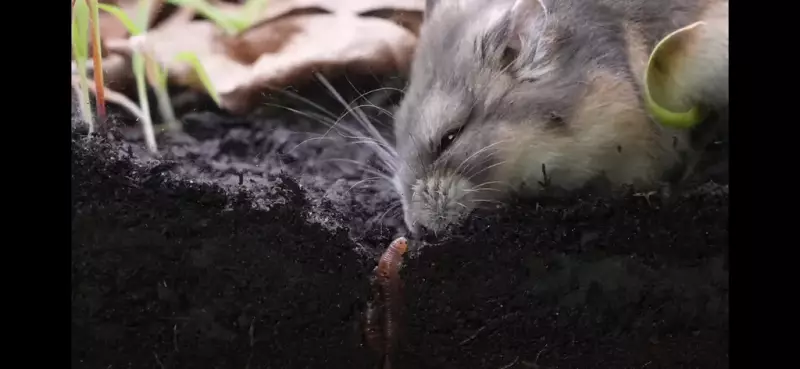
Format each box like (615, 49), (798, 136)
(406, 175), (482, 236)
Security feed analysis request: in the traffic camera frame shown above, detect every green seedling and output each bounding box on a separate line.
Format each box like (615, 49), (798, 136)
(100, 0), (176, 131)
(144, 53), (178, 130)
(98, 0), (219, 153)
(98, 0), (158, 152)
(142, 50), (221, 130)
(173, 51), (221, 106)
(166, 0), (270, 36)
(72, 0), (108, 134)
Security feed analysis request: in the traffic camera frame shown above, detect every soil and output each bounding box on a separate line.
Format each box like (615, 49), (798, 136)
(71, 77), (729, 369)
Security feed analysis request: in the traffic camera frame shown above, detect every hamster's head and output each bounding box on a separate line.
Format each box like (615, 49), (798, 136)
(393, 0), (556, 235)
(392, 0), (690, 235)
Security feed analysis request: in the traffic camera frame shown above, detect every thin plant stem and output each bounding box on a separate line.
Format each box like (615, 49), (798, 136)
(87, 0), (107, 120)
(155, 87), (180, 131)
(73, 76), (150, 127)
(133, 53), (158, 153)
(145, 53), (180, 131)
(72, 0), (95, 134)
(74, 57), (95, 134)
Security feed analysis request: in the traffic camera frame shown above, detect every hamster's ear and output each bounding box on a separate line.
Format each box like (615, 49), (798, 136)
(506, 0), (549, 53)
(488, 0), (550, 79)
(644, 6), (728, 129)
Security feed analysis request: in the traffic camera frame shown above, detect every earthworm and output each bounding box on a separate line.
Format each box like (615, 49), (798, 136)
(365, 237), (409, 369)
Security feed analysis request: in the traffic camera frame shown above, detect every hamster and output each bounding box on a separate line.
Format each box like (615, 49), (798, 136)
(391, 0), (728, 235)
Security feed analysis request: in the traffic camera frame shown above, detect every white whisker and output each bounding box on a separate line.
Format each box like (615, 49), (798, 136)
(454, 140), (510, 174)
(375, 203), (402, 227)
(315, 73), (396, 158)
(323, 158), (394, 183)
(346, 177), (384, 194)
(276, 88), (338, 120)
(466, 161), (508, 182)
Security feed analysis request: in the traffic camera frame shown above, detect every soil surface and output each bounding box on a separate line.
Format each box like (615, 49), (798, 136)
(71, 77), (729, 369)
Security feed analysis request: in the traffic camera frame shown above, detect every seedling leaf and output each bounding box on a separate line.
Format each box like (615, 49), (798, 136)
(241, 0), (270, 26)
(145, 54), (168, 89)
(166, 0), (239, 35)
(72, 0), (95, 132)
(145, 53), (180, 130)
(136, 0), (158, 31)
(97, 3), (141, 35)
(72, 1), (89, 59)
(132, 52), (158, 152)
(175, 51), (220, 105)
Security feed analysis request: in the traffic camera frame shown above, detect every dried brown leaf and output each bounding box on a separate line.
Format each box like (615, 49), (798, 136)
(106, 0), (424, 114)
(208, 0), (423, 31)
(94, 0), (169, 56)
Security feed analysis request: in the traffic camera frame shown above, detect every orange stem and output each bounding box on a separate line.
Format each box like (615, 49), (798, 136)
(87, 0), (106, 119)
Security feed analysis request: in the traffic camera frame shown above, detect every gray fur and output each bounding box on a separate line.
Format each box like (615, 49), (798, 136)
(424, 0), (439, 15)
(393, 0), (726, 234)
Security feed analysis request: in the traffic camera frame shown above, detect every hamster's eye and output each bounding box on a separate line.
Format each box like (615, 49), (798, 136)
(439, 129), (460, 154)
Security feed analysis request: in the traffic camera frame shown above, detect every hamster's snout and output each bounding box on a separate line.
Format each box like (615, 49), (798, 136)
(403, 173), (478, 236)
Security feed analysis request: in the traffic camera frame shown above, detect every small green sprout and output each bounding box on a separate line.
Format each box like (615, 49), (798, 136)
(72, 0), (108, 134)
(98, 0), (159, 152)
(144, 50), (221, 126)
(166, 0), (271, 36)
(144, 53), (178, 130)
(174, 51), (221, 105)
(98, 0), (219, 153)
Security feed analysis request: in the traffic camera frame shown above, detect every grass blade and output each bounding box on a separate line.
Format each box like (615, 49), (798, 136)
(72, 0), (95, 132)
(175, 51), (220, 105)
(145, 54), (179, 130)
(166, 0), (239, 34)
(136, 0), (157, 31)
(72, 1), (89, 59)
(97, 3), (141, 35)
(136, 0), (179, 131)
(241, 0), (270, 27)
(133, 53), (158, 153)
